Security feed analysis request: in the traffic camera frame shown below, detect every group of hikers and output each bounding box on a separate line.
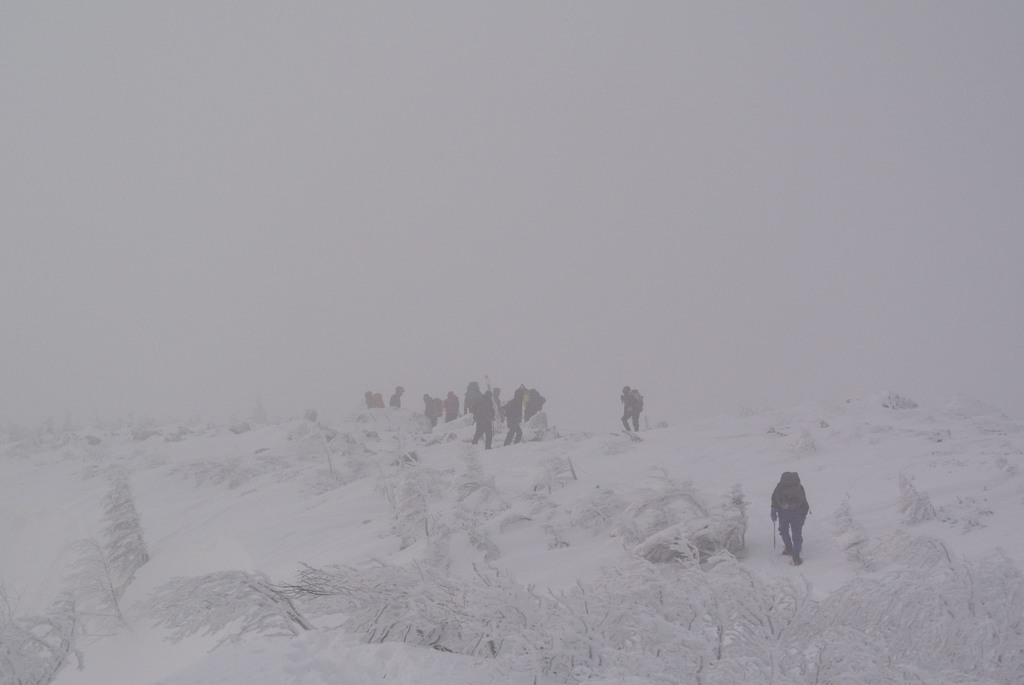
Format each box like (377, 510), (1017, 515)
(365, 383), (811, 565)
(364, 382), (547, 449)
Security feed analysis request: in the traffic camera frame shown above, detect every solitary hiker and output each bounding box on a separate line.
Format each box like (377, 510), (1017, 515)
(771, 471), (810, 566)
(621, 386), (643, 432)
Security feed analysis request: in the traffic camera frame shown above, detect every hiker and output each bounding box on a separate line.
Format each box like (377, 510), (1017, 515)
(371, 392), (385, 408)
(504, 385), (528, 445)
(364, 391), (374, 409)
(389, 386), (404, 408)
(524, 388), (545, 421)
(621, 386), (643, 432)
(471, 389), (495, 449)
(423, 394), (441, 427)
(464, 382), (483, 417)
(443, 391), (459, 423)
(771, 472), (810, 566)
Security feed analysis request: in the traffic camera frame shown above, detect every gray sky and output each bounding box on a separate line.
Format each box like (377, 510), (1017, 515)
(2, 3), (1023, 431)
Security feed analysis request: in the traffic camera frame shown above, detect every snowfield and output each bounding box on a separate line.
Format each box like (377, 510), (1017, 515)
(3, 393), (1023, 684)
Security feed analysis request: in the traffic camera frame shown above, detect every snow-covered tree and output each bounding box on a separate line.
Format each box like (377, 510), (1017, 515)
(101, 472), (149, 594)
(898, 472), (936, 524)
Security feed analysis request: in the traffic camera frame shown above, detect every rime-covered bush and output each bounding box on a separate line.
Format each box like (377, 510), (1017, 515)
(898, 472), (936, 524)
(378, 455), (429, 549)
(815, 532), (1024, 684)
(281, 536), (1024, 685)
(137, 570), (312, 646)
(882, 391), (918, 410)
(617, 475), (747, 563)
(832, 496), (874, 570)
(0, 589), (83, 685)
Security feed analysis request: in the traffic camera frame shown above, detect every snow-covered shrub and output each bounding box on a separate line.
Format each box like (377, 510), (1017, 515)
(898, 472), (936, 524)
(0, 590), (83, 685)
(882, 391), (918, 410)
(228, 421), (251, 434)
(137, 570), (312, 646)
(616, 475), (747, 563)
(532, 456), (577, 494)
(378, 453), (429, 549)
(284, 561), (548, 659)
(454, 451), (508, 519)
(816, 532), (1024, 684)
(832, 496), (873, 570)
(570, 486), (626, 532)
(794, 429), (817, 453)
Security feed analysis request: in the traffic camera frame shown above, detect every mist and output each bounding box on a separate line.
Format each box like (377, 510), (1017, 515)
(3, 3), (1022, 431)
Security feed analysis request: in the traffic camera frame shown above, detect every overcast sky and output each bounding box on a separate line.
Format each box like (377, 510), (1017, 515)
(2, 3), (1022, 431)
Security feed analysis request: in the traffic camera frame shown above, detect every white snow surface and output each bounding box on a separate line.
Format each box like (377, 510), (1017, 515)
(3, 394), (1023, 684)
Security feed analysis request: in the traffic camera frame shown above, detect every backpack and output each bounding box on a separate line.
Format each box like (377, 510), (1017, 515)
(630, 389), (644, 412)
(777, 472), (805, 511)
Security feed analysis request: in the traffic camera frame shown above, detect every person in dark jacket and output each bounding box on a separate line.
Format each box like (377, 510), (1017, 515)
(621, 386), (643, 432)
(464, 382), (483, 417)
(443, 391), (459, 423)
(504, 385), (528, 446)
(423, 394), (441, 427)
(471, 389), (495, 449)
(771, 471), (810, 565)
(389, 386), (404, 408)
(364, 391), (375, 409)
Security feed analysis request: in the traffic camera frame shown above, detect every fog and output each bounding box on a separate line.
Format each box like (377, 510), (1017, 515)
(2, 4), (1022, 431)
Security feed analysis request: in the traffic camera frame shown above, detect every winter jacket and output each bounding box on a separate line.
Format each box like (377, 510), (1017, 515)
(464, 383), (483, 416)
(505, 387), (527, 424)
(472, 391), (495, 423)
(443, 393), (459, 419)
(771, 472), (809, 517)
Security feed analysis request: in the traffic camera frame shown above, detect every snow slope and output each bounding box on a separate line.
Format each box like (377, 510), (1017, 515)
(2, 393), (1023, 684)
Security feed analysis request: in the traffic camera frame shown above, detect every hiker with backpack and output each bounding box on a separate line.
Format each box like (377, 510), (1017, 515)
(464, 382), (483, 417)
(621, 386), (643, 432)
(504, 385), (528, 446)
(389, 386), (404, 408)
(471, 389), (495, 449)
(443, 391), (459, 423)
(423, 394), (442, 427)
(771, 471), (810, 566)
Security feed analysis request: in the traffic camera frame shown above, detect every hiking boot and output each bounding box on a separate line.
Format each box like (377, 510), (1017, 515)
(782, 547), (793, 556)
(792, 555), (802, 566)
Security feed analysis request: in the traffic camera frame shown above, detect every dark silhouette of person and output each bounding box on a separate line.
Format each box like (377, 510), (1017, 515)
(423, 394), (441, 427)
(364, 391), (374, 409)
(771, 471), (810, 566)
(389, 386), (404, 408)
(504, 385), (527, 446)
(471, 389), (495, 449)
(621, 386), (643, 431)
(443, 391), (459, 423)
(464, 382), (483, 417)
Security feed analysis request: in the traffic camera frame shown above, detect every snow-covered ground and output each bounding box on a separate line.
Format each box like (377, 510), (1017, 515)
(3, 392), (1022, 684)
